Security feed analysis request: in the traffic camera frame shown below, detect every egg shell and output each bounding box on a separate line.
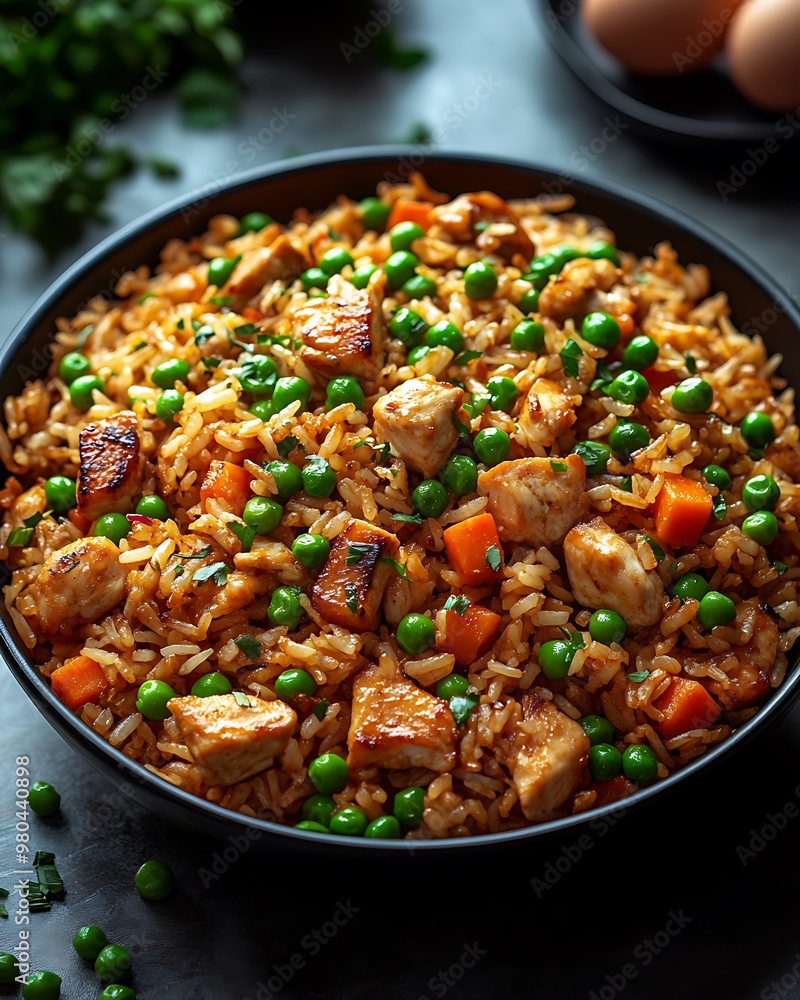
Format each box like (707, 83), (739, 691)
(582, 0), (742, 76)
(728, 0), (800, 112)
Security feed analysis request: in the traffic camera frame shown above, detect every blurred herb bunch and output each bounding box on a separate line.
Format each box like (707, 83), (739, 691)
(0, 0), (243, 252)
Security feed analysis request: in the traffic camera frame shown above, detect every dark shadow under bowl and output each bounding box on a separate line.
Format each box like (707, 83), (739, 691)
(3, 147), (800, 855)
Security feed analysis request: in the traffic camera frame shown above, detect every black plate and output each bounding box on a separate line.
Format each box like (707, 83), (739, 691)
(533, 0), (789, 145)
(3, 147), (800, 854)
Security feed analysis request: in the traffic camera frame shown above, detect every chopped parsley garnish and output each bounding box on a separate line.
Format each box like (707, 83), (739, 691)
(453, 350), (482, 366)
(7, 510), (51, 547)
(345, 583), (359, 615)
(0, 887), (8, 919)
(639, 534), (665, 562)
(373, 442), (392, 465)
(192, 561), (230, 585)
(176, 318), (201, 332)
(444, 595), (469, 615)
(619, 476), (633, 493)
(234, 323), (260, 338)
(627, 670), (650, 684)
(684, 353), (697, 375)
(194, 324), (215, 346)
(227, 520), (256, 553)
(775, 561), (788, 575)
(235, 635), (261, 660)
(169, 544), (213, 562)
(210, 295), (235, 306)
(485, 545), (502, 572)
(131, 341), (147, 353)
(173, 565), (184, 577)
(550, 460), (567, 472)
(278, 436), (301, 458)
(449, 693), (479, 726)
(201, 357), (221, 371)
(313, 699), (329, 721)
(559, 338), (583, 379)
(379, 556), (409, 579)
(452, 416), (471, 442)
(345, 542), (380, 567)
(712, 494), (727, 521)
(34, 852), (64, 899)
(392, 512), (423, 525)
(233, 690), (251, 708)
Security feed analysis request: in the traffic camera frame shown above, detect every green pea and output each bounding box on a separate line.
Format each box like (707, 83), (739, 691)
(463, 260), (498, 300)
(275, 668), (317, 700)
(589, 743), (623, 781)
(365, 815), (401, 838)
(702, 464), (732, 490)
(95, 944), (132, 984)
(436, 673), (470, 700)
(572, 440), (611, 476)
(741, 412), (776, 449)
(0, 953), (18, 985)
(442, 455), (478, 496)
(510, 318), (545, 353)
(359, 196), (390, 231)
(301, 267), (328, 292)
(671, 573), (710, 602)
(207, 256), (239, 288)
(295, 820), (328, 833)
(264, 460), (303, 503)
(742, 510), (779, 546)
(151, 358), (190, 389)
(384, 250), (419, 290)
(308, 753), (349, 793)
(518, 288), (540, 314)
(239, 211), (272, 234)
(389, 307), (428, 348)
(21, 971), (61, 1000)
(302, 793), (336, 827)
(607, 370), (649, 406)
(191, 672), (233, 697)
(155, 389), (184, 424)
(608, 420), (649, 461)
(581, 311), (621, 350)
(526, 252), (561, 290)
(272, 376), (311, 413)
(329, 807), (368, 836)
(242, 497), (283, 535)
(351, 264), (377, 290)
(69, 374), (104, 411)
(621, 335), (658, 371)
(292, 533), (330, 568)
(579, 715), (615, 747)
(134, 858), (175, 900)
(319, 246), (354, 276)
(696, 591), (736, 630)
(412, 480), (448, 518)
(393, 786), (425, 828)
(72, 925), (108, 961)
(325, 376), (364, 411)
(538, 639), (576, 680)
(406, 345), (430, 366)
(135, 495), (169, 520)
(135, 679), (176, 721)
(267, 586), (305, 629)
(390, 221), (425, 251)
(473, 427), (510, 466)
(92, 513), (131, 546)
(45, 475), (77, 513)
(99, 987), (136, 1000)
(402, 273), (437, 299)
(249, 400), (275, 422)
(550, 245), (582, 269)
(671, 377), (713, 414)
(301, 457), (337, 498)
(27, 781), (60, 817)
(587, 240), (621, 266)
(486, 376), (519, 414)
(396, 613), (435, 655)
(742, 474), (780, 512)
(58, 351), (91, 384)
(588, 609), (627, 645)
(425, 320), (464, 353)
(621, 744), (658, 785)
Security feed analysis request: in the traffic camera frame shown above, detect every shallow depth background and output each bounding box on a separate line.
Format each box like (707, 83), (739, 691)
(2, 2), (800, 998)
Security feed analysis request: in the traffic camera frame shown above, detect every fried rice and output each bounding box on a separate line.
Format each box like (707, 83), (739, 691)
(2, 171), (799, 839)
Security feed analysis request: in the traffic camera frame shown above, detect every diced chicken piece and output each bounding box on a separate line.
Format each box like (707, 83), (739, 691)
(517, 378), (579, 450)
(30, 536), (126, 633)
(312, 519), (400, 633)
(429, 192), (536, 259)
(478, 455), (588, 548)
(696, 604), (778, 710)
(294, 274), (385, 380)
(564, 517), (665, 627)
(223, 234), (309, 299)
(538, 257), (620, 322)
(77, 410), (142, 521)
(509, 695), (589, 821)
(372, 374), (465, 478)
(347, 662), (458, 773)
(168, 693), (296, 786)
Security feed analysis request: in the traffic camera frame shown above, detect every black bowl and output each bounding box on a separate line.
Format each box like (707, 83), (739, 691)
(4, 147), (800, 854)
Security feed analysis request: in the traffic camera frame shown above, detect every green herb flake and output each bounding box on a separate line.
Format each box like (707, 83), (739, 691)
(227, 520), (256, 553)
(550, 460), (567, 472)
(684, 353), (698, 375)
(194, 325), (215, 346)
(449, 692), (479, 727)
(392, 512), (423, 525)
(210, 296), (235, 307)
(313, 699), (329, 721)
(372, 442), (392, 465)
(328, 228), (341, 241)
(24, 883), (51, 912)
(235, 635), (261, 660)
(234, 323), (260, 338)
(453, 350), (482, 366)
(775, 561), (788, 576)
(485, 545), (502, 572)
(627, 670), (650, 684)
(278, 436), (301, 458)
(139, 293), (156, 304)
(452, 416), (471, 442)
(7, 527), (34, 547)
(444, 595), (469, 616)
(33, 851), (64, 900)
(559, 338), (583, 379)
(346, 542), (380, 567)
(169, 544), (213, 562)
(619, 476), (633, 493)
(0, 887), (8, 919)
(345, 582), (359, 615)
(639, 534), (665, 562)
(192, 561), (230, 585)
(173, 565), (184, 577)
(712, 494), (727, 521)
(201, 357), (221, 371)
(233, 690), (251, 708)
(378, 556), (409, 579)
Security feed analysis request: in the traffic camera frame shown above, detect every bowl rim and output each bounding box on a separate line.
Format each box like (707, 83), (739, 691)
(4, 144), (800, 852)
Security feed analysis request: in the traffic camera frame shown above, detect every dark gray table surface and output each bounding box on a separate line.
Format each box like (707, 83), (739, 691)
(2, 3), (800, 998)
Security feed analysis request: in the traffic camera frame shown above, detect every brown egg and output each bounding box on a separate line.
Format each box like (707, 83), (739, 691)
(728, 0), (800, 112)
(582, 0), (742, 76)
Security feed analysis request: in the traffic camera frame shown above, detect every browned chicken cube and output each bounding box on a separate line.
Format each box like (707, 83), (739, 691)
(30, 536), (127, 633)
(478, 454), (588, 548)
(168, 693), (296, 786)
(509, 696), (589, 821)
(77, 410), (143, 521)
(312, 519), (400, 633)
(517, 378), (579, 450)
(223, 234), (309, 300)
(294, 274), (385, 380)
(372, 374), (465, 478)
(347, 663), (458, 773)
